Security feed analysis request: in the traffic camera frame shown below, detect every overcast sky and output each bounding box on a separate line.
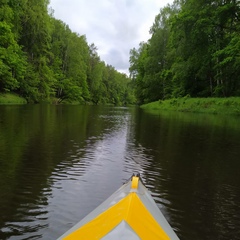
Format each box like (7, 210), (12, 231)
(49, 0), (174, 75)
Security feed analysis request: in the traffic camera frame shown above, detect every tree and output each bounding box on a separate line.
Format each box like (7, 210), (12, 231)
(0, 21), (26, 92)
(19, 0), (54, 101)
(0, 0), (135, 105)
(129, 4), (176, 103)
(130, 0), (240, 102)
(129, 42), (149, 104)
(87, 44), (102, 104)
(169, 0), (240, 97)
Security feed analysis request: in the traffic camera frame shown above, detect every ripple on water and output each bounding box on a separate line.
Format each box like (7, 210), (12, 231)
(2, 106), (240, 240)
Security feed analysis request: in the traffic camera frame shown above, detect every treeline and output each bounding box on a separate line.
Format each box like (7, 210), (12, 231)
(0, 0), (135, 105)
(129, 0), (240, 104)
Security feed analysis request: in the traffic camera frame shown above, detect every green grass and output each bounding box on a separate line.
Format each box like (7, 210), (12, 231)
(0, 93), (27, 104)
(141, 97), (240, 115)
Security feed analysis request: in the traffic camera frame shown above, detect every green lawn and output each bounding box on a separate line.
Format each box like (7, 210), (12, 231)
(0, 93), (27, 104)
(141, 97), (240, 115)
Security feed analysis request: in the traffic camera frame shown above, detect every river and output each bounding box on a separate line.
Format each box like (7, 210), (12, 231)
(0, 105), (240, 240)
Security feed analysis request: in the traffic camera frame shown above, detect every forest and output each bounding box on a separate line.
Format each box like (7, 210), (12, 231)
(1, 0), (239, 106)
(129, 0), (240, 104)
(0, 0), (135, 105)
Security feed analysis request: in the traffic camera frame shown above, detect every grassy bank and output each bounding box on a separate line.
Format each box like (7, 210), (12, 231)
(141, 97), (240, 115)
(0, 93), (27, 104)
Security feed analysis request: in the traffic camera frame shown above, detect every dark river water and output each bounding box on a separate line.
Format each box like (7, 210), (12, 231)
(0, 105), (240, 240)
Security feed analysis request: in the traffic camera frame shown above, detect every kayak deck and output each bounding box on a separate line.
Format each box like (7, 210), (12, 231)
(57, 174), (179, 240)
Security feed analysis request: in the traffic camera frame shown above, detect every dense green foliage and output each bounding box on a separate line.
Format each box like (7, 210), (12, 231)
(0, 0), (135, 105)
(129, 0), (240, 104)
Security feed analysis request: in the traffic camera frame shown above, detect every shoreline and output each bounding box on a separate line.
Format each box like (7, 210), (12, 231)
(141, 97), (240, 116)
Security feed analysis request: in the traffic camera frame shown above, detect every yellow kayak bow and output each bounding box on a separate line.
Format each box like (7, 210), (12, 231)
(57, 174), (180, 240)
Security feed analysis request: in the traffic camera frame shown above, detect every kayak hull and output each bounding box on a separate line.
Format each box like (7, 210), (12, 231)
(57, 175), (179, 240)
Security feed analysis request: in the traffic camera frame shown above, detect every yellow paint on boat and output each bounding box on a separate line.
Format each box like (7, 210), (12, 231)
(131, 175), (139, 189)
(63, 193), (170, 239)
(57, 175), (179, 240)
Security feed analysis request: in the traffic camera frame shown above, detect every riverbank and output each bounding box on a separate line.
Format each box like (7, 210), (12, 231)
(141, 97), (240, 115)
(0, 93), (27, 104)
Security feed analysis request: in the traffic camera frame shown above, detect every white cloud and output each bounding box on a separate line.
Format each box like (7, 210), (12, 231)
(49, 0), (174, 74)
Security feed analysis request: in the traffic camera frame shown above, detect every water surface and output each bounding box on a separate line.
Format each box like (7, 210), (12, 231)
(0, 105), (240, 239)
